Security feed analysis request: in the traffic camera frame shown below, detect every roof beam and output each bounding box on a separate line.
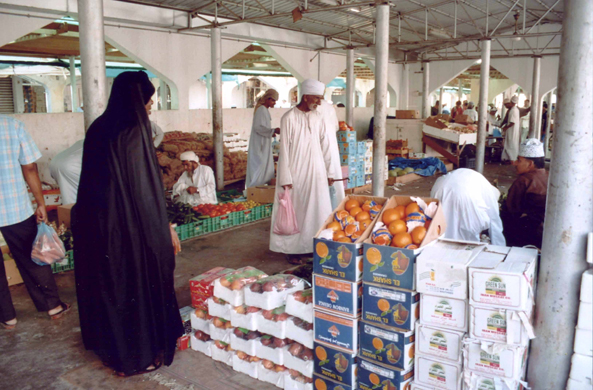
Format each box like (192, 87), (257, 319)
(525, 0), (561, 34)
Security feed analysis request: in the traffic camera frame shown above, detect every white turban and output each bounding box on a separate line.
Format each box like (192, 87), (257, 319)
(519, 138), (545, 158)
(511, 96), (519, 104)
(503, 98), (511, 104)
(300, 79), (325, 98)
(180, 151), (200, 163)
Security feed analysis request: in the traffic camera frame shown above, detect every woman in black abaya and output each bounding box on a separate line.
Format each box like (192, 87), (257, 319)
(72, 71), (183, 376)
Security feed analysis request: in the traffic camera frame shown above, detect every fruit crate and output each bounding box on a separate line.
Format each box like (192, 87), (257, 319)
(52, 250), (74, 274)
(175, 221), (204, 241)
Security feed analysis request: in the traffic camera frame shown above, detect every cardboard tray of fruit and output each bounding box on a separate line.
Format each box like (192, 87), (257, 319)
(258, 361), (288, 388)
(230, 305), (260, 331)
(190, 331), (213, 357)
(230, 328), (261, 356)
(256, 307), (291, 339)
(284, 372), (313, 390)
(207, 297), (232, 321)
(209, 317), (233, 343)
(245, 274), (307, 310)
(232, 352), (259, 379)
(256, 336), (290, 365)
(190, 309), (211, 334)
(211, 340), (233, 366)
(286, 317), (313, 349)
(286, 289), (313, 323)
(283, 343), (314, 377)
(213, 266), (268, 306)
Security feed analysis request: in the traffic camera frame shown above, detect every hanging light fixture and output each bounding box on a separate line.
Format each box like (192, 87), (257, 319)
(511, 11), (522, 41)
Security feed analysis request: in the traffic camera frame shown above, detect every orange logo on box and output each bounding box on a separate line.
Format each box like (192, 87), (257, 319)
(328, 290), (339, 303)
(391, 251), (411, 276)
(328, 325), (340, 338)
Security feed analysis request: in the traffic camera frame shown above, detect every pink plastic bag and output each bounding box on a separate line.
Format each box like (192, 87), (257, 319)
(31, 223), (66, 266)
(273, 190), (300, 236)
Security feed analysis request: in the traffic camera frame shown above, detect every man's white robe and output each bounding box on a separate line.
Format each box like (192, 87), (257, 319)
(172, 165), (218, 206)
(502, 106), (521, 162)
(270, 107), (333, 254)
(318, 100), (344, 209)
(245, 105), (276, 188)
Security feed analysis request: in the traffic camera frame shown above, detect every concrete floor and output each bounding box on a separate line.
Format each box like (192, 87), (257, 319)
(0, 163), (518, 390)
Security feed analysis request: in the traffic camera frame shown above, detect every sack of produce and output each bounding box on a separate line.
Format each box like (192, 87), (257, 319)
(31, 223), (66, 266)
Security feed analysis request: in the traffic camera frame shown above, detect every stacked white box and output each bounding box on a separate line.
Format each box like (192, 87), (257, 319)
(569, 268), (593, 388)
(413, 240), (485, 390)
(464, 246), (538, 388)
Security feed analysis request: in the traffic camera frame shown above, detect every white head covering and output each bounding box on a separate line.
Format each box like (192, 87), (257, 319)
(468, 101), (475, 108)
(503, 98), (511, 104)
(300, 79), (325, 97)
(519, 138), (545, 158)
(511, 96), (519, 104)
(180, 151), (200, 163)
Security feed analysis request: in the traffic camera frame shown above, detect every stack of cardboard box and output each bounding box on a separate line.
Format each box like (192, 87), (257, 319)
(569, 268), (592, 388)
(338, 129), (365, 189)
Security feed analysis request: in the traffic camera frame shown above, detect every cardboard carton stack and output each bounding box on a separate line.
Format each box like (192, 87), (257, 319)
(358, 196), (447, 390)
(568, 259), (592, 389)
(464, 246), (538, 389)
(411, 240), (485, 389)
(312, 195), (388, 390)
(338, 126), (365, 189)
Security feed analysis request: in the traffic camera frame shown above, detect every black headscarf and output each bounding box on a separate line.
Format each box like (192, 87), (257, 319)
(72, 71), (183, 375)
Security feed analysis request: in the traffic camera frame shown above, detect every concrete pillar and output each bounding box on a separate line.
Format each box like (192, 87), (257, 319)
(544, 89), (554, 158)
(529, 56), (542, 139)
(402, 64), (409, 109)
(458, 78), (463, 102)
(77, 0), (108, 131)
(206, 73), (212, 109)
(438, 87), (443, 115)
(527, 0), (593, 387)
(159, 79), (167, 110)
(421, 61), (430, 119)
(211, 27), (224, 190)
(475, 39), (491, 173)
(371, 3), (389, 197)
(346, 49), (355, 126)
(69, 56), (78, 112)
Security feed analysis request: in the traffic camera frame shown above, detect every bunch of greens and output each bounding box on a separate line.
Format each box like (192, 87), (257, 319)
(166, 201), (201, 225)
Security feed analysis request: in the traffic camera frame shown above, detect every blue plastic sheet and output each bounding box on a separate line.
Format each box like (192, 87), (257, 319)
(388, 157), (448, 177)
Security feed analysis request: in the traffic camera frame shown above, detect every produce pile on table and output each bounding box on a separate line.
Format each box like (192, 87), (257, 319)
(166, 200), (263, 225)
(156, 131), (248, 189)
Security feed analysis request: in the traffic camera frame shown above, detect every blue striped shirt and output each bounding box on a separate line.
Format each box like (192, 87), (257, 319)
(0, 115), (41, 227)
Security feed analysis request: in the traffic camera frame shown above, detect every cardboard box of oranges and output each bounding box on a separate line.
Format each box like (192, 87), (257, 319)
(313, 342), (357, 388)
(362, 196), (447, 291)
(312, 274), (362, 318)
(359, 322), (415, 371)
(313, 374), (355, 390)
(313, 310), (359, 353)
(313, 195), (388, 282)
(361, 283), (419, 332)
(357, 358), (414, 390)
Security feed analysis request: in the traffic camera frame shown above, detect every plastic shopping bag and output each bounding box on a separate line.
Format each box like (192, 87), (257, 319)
(273, 189), (300, 236)
(31, 223), (66, 266)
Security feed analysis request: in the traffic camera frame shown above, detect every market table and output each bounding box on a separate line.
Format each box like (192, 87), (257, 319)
(422, 123), (477, 167)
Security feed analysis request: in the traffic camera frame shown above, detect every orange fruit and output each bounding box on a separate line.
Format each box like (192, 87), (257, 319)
(333, 230), (346, 241)
(366, 247), (382, 265)
(369, 373), (381, 385)
(337, 237), (352, 243)
(362, 201), (373, 212)
(377, 299), (390, 312)
(392, 232), (412, 248)
(356, 211), (371, 222)
(314, 378), (327, 390)
(327, 221), (341, 232)
(372, 337), (384, 350)
(405, 202), (420, 216)
(344, 224), (359, 237)
(382, 209), (400, 225)
(345, 199), (360, 211)
(349, 207), (363, 218)
(409, 344), (415, 358)
(359, 220), (371, 230)
(394, 205), (406, 220)
(411, 226), (427, 245)
(387, 220), (407, 236)
(351, 229), (363, 241)
(315, 346), (328, 360)
(316, 242), (329, 258)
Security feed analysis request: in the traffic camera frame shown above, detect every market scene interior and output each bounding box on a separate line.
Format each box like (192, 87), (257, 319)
(0, 0), (591, 388)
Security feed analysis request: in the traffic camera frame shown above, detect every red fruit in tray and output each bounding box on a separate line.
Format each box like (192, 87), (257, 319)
(246, 331), (259, 340)
(219, 277), (231, 287)
(275, 313), (290, 321)
(234, 328), (245, 338)
(246, 306), (260, 314)
(234, 305), (246, 315)
(225, 321), (233, 329)
(262, 310), (274, 320)
(194, 330), (210, 341)
(305, 295), (313, 304)
(262, 360), (275, 369)
(212, 317), (225, 328)
(292, 291), (306, 303)
(250, 356), (261, 363)
(236, 351), (248, 360)
(289, 369), (300, 378)
(304, 376), (313, 384)
(194, 309), (207, 319)
(293, 317), (304, 326)
(300, 348), (314, 361)
(275, 280), (288, 290)
(262, 282), (275, 292)
(212, 296), (223, 305)
(288, 343), (303, 356)
(275, 365), (287, 372)
(273, 337), (287, 348)
(260, 337), (273, 347)
(231, 280), (245, 290)
(250, 283), (263, 293)
(214, 340), (227, 350)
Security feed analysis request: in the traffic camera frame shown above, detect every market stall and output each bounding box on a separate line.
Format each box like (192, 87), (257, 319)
(422, 120), (477, 167)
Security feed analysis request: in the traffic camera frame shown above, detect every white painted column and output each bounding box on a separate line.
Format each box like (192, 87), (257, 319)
(402, 63), (409, 109)
(421, 61), (430, 119)
(544, 89), (554, 158)
(211, 27), (224, 190)
(159, 79), (167, 110)
(69, 56), (78, 112)
(458, 78), (463, 102)
(438, 87), (443, 115)
(346, 48), (355, 126)
(77, 0), (107, 130)
(371, 3), (389, 197)
(529, 55), (541, 139)
(527, 0), (593, 387)
(475, 39), (491, 173)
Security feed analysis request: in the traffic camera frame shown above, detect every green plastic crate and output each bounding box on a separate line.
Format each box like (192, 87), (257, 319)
(52, 250), (74, 273)
(174, 222), (204, 241)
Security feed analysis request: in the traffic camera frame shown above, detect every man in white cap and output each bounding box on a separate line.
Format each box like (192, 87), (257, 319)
(501, 138), (548, 248)
(270, 78), (334, 264)
(172, 151), (217, 206)
(463, 101), (478, 123)
(317, 99), (344, 209)
(501, 95), (521, 163)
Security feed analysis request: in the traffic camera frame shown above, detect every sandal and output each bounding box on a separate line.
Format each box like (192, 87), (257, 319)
(116, 356), (163, 377)
(50, 302), (71, 320)
(1, 321), (16, 330)
(286, 255), (306, 265)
